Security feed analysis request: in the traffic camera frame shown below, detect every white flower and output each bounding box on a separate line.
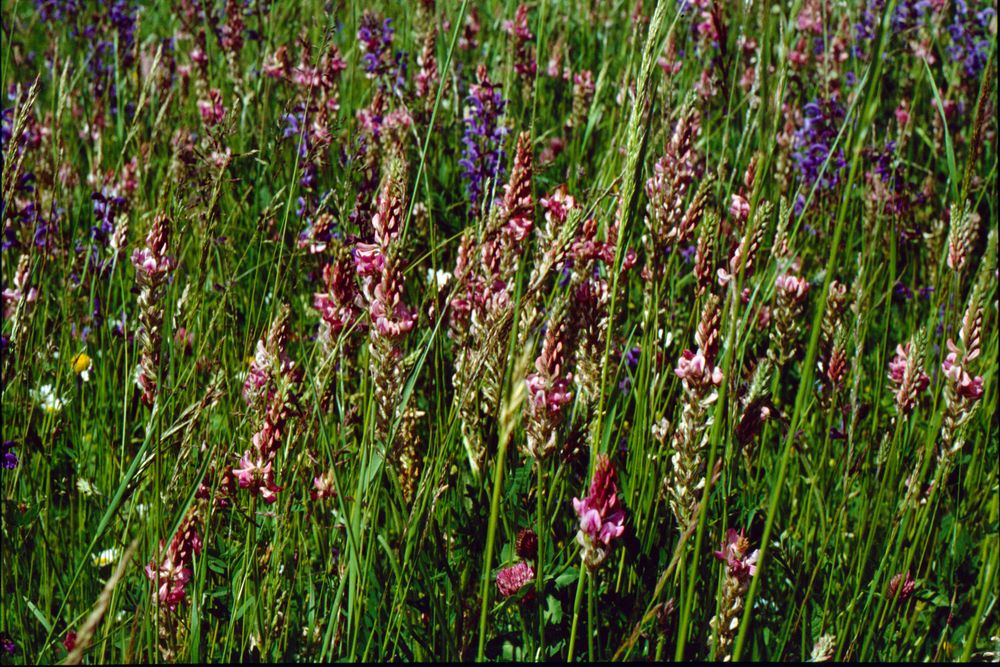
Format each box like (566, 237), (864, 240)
(93, 547), (121, 568)
(425, 268), (452, 291)
(31, 384), (66, 414)
(76, 478), (99, 496)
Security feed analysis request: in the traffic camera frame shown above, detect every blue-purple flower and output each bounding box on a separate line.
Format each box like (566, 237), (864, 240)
(1, 441), (17, 469)
(458, 65), (508, 211)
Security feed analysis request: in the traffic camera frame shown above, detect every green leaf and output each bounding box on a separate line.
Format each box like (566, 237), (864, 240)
(555, 567), (579, 589)
(544, 595), (563, 625)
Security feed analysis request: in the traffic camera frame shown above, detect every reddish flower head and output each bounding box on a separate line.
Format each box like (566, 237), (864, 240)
(496, 561), (535, 598)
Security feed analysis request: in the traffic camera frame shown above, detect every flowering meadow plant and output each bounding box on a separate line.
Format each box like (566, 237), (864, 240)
(1, 0), (997, 662)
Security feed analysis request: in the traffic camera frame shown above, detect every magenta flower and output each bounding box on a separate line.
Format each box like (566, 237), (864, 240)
(197, 89), (225, 127)
(526, 373), (573, 414)
(311, 469), (337, 500)
(145, 549), (192, 611)
(887, 343), (910, 383)
(496, 561), (535, 598)
(941, 339), (984, 400)
(774, 273), (810, 301)
(539, 187), (578, 226)
(886, 341), (930, 415)
(233, 452), (282, 503)
(887, 571), (916, 603)
(144, 515), (202, 612)
(353, 242), (384, 276)
(242, 341), (272, 406)
(573, 455), (626, 568)
(713, 528), (759, 583)
(729, 193), (750, 223)
(674, 348), (723, 387)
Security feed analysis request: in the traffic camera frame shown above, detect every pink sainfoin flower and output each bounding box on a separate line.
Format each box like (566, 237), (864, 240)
(941, 339), (984, 400)
(774, 273), (810, 301)
(197, 88), (225, 127)
(358, 172), (416, 340)
(887, 341), (929, 416)
(237, 306), (298, 504)
(713, 528), (759, 583)
(311, 469), (337, 500)
(675, 348), (724, 388)
(132, 214), (176, 407)
(233, 452), (282, 503)
(573, 455), (626, 569)
(502, 4), (536, 78)
(2, 254), (37, 319)
(242, 340), (272, 406)
(729, 193), (750, 224)
(496, 561), (536, 598)
(314, 257), (366, 353)
(710, 527), (759, 660)
(362, 165), (416, 438)
(145, 514), (202, 612)
(524, 314), (573, 460)
(539, 186), (577, 226)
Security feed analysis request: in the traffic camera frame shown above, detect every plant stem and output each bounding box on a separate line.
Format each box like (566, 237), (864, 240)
(567, 565), (587, 662)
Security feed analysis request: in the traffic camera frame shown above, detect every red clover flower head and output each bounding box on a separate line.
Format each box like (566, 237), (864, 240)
(496, 561), (535, 598)
(887, 571), (916, 603)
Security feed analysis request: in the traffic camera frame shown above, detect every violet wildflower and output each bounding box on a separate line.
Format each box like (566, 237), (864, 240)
(791, 97), (847, 215)
(1, 441), (17, 469)
(357, 12), (406, 92)
(459, 65), (508, 212)
(947, 1), (995, 77)
(573, 455), (626, 570)
(625, 346), (641, 370)
(1, 631), (15, 654)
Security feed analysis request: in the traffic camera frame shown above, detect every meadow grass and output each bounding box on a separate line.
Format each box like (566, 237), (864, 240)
(1, 0), (998, 662)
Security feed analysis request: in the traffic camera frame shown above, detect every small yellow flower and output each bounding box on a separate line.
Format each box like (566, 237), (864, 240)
(92, 547), (120, 568)
(71, 352), (92, 382)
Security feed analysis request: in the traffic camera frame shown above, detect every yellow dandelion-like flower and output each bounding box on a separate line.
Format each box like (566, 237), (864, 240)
(71, 352), (92, 382)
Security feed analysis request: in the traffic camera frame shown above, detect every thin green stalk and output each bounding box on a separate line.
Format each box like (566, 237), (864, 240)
(567, 566), (587, 662)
